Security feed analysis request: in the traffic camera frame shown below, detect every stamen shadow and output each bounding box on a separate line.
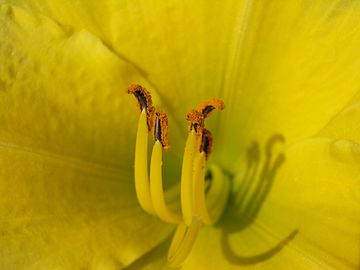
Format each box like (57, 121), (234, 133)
(221, 229), (299, 265)
(218, 133), (299, 265)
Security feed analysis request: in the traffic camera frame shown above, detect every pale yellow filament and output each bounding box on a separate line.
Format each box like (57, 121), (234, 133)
(150, 141), (182, 223)
(193, 154), (231, 225)
(168, 218), (202, 268)
(134, 110), (155, 215)
(193, 152), (212, 224)
(204, 164), (230, 224)
(181, 130), (197, 226)
(168, 223), (187, 258)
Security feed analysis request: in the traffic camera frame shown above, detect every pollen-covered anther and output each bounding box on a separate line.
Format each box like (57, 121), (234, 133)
(200, 128), (214, 160)
(127, 84), (155, 131)
(154, 111), (170, 150)
(196, 98), (225, 118)
(186, 109), (205, 136)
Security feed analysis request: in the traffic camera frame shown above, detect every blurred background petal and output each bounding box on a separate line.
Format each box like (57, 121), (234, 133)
(0, 5), (173, 268)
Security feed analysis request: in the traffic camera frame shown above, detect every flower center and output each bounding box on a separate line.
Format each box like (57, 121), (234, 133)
(127, 84), (230, 268)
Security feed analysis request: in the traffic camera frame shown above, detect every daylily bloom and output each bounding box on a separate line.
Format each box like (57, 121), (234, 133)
(0, 0), (359, 269)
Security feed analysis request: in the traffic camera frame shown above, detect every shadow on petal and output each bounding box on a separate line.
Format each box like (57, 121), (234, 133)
(219, 133), (299, 265)
(221, 229), (299, 265)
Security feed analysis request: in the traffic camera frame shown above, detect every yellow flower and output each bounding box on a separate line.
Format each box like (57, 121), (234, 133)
(0, 1), (359, 269)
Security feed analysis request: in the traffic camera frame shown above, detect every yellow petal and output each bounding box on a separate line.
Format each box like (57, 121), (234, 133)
(215, 0), (360, 168)
(0, 0), (248, 133)
(0, 148), (174, 269)
(124, 240), (173, 270)
(318, 93), (360, 143)
(122, 136), (360, 270)
(182, 137), (360, 269)
(0, 5), (172, 268)
(5, 1), (360, 160)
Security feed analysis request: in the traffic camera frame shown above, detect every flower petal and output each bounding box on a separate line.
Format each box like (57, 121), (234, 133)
(0, 147), (174, 269)
(215, 0), (360, 168)
(4, 1), (360, 165)
(119, 135), (360, 270)
(0, 4), (145, 168)
(0, 5), (172, 268)
(0, 0), (250, 133)
(183, 137), (359, 269)
(318, 93), (360, 142)
(123, 240), (172, 270)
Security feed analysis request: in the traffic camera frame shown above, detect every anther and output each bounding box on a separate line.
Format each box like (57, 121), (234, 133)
(186, 110), (204, 134)
(154, 111), (170, 149)
(196, 98), (225, 118)
(186, 110), (205, 148)
(200, 128), (214, 160)
(127, 84), (155, 131)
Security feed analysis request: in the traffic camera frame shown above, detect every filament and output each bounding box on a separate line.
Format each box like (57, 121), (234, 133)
(180, 130), (197, 226)
(193, 154), (230, 225)
(150, 141), (182, 223)
(168, 218), (202, 268)
(134, 110), (155, 215)
(205, 164), (230, 224)
(193, 152), (212, 224)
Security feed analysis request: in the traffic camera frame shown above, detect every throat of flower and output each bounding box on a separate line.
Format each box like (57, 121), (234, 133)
(128, 84), (230, 268)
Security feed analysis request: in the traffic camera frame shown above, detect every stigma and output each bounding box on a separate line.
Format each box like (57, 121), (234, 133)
(127, 85), (230, 267)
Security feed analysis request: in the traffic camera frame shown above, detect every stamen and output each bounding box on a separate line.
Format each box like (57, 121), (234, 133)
(180, 130), (197, 226)
(127, 84), (229, 266)
(134, 110), (155, 215)
(193, 128), (229, 225)
(196, 98), (225, 118)
(150, 140), (182, 223)
(153, 111), (170, 149)
(127, 84), (155, 131)
(168, 218), (202, 268)
(181, 99), (224, 226)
